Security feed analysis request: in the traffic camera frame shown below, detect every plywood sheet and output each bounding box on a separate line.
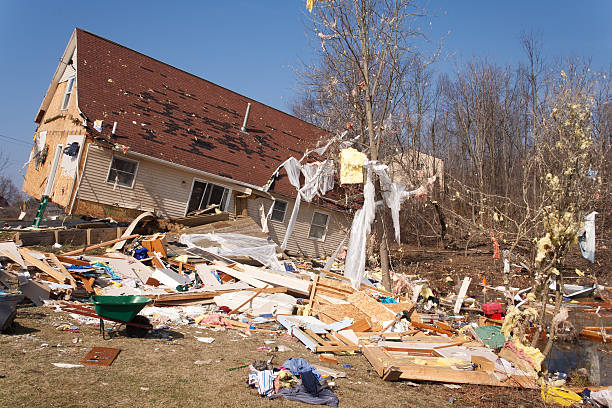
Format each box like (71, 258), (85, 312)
(346, 291), (396, 331)
(318, 303), (370, 325)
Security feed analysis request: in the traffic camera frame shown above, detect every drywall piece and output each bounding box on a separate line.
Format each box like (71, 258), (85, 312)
(112, 211), (154, 251)
(59, 135), (85, 177)
(87, 255), (153, 284)
(454, 277), (472, 314)
(152, 268), (191, 288)
(0, 242), (26, 267)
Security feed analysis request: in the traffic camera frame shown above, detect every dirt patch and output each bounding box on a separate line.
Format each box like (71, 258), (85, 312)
(0, 306), (549, 408)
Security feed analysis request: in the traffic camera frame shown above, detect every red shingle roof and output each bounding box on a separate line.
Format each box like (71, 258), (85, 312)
(75, 29), (328, 193)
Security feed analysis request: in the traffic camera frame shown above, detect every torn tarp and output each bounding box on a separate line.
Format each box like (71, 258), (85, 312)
(180, 233), (283, 271)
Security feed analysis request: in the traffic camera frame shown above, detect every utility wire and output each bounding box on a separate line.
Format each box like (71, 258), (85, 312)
(0, 133), (32, 146)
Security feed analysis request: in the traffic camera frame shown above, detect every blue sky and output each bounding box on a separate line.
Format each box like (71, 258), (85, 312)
(0, 0), (610, 186)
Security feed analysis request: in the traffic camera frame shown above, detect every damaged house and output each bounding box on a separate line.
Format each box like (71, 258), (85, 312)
(22, 28), (351, 258)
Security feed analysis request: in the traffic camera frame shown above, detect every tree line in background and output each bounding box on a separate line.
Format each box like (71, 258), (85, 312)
(292, 4), (610, 258)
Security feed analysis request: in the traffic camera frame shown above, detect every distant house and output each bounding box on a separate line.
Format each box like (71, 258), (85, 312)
(22, 28), (351, 257)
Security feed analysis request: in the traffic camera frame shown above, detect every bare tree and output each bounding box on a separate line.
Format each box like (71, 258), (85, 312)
(295, 0), (438, 290)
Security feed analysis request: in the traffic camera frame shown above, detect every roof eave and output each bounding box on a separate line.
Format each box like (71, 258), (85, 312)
(35, 29), (77, 123)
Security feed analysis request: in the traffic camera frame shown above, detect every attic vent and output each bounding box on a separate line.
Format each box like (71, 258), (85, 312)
(240, 103), (252, 133)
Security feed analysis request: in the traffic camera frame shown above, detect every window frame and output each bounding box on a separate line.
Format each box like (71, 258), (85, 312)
(61, 76), (75, 110)
(308, 210), (331, 241)
(184, 178), (232, 216)
(105, 156), (139, 189)
(270, 199), (288, 223)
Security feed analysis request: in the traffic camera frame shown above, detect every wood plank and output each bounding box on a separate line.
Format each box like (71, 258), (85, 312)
(308, 275), (319, 315)
(17, 248), (68, 284)
(47, 253), (78, 288)
(62, 234), (139, 256)
(228, 285), (270, 315)
(111, 211), (153, 251)
(56, 255), (90, 266)
(454, 277), (472, 314)
(212, 264), (267, 288)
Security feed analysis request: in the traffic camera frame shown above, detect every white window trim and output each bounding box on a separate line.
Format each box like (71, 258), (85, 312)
(105, 155), (139, 189)
(61, 76), (75, 110)
(270, 199), (288, 223)
(308, 209), (331, 242)
(184, 177), (232, 216)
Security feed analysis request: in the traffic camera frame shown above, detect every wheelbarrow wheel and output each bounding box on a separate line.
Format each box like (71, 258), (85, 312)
(126, 315), (151, 338)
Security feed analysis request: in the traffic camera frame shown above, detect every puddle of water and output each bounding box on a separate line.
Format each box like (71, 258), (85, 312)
(544, 305), (612, 386)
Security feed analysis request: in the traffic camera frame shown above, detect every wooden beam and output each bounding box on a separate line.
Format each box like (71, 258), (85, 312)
(47, 253), (77, 288)
(228, 285), (270, 315)
(17, 248), (68, 284)
(62, 234), (139, 256)
(55, 255), (90, 266)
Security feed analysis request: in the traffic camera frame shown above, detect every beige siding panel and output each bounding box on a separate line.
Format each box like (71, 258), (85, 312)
(78, 145), (237, 219)
(247, 195), (351, 259)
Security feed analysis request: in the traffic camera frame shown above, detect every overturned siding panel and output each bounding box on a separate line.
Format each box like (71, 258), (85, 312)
(246, 195), (350, 258)
(76, 145), (236, 219)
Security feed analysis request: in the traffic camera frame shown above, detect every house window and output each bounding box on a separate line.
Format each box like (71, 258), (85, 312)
(308, 211), (330, 241)
(106, 156), (138, 188)
(186, 180), (230, 214)
(61, 77), (75, 110)
(270, 200), (288, 222)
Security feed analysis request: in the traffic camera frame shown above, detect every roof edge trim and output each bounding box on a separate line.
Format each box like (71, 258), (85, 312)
(35, 29), (77, 123)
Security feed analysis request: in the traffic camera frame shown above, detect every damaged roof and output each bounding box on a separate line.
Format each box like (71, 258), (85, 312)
(74, 28), (328, 190)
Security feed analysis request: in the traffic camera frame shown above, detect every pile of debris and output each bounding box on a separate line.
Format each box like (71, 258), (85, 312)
(1, 215), (611, 407)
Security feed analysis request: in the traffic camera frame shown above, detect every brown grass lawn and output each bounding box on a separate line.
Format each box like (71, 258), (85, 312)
(0, 306), (546, 408)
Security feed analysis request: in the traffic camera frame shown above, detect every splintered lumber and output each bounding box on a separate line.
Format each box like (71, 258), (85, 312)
(17, 248), (68, 284)
(579, 329), (612, 343)
(147, 286), (286, 302)
(228, 285), (270, 315)
(226, 263), (310, 295)
(62, 234), (140, 256)
(55, 255), (91, 267)
(112, 211), (154, 251)
(211, 264), (267, 288)
(362, 345), (536, 388)
(0, 242), (26, 267)
(47, 253), (78, 288)
(411, 322), (455, 336)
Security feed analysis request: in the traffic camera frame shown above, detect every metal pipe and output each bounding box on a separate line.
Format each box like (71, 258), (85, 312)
(240, 103), (251, 133)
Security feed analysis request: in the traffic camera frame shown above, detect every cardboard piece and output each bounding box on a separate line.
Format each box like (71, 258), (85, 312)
(81, 347), (121, 366)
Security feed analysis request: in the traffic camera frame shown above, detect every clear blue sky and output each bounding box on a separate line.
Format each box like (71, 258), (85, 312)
(1, 0), (610, 187)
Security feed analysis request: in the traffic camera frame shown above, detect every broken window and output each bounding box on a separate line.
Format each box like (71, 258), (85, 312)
(308, 210), (330, 241)
(61, 77), (75, 110)
(106, 156), (138, 188)
(270, 200), (288, 223)
(186, 180), (229, 214)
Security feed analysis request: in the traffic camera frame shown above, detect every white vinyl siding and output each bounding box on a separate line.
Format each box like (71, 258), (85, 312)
(246, 195), (350, 258)
(78, 145), (236, 219)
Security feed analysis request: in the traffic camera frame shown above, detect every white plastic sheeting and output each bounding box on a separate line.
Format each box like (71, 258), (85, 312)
(344, 167), (376, 289)
(280, 159), (336, 251)
(180, 233), (283, 271)
(578, 211), (597, 263)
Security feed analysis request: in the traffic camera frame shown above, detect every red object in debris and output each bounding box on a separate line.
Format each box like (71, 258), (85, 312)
(482, 302), (503, 316)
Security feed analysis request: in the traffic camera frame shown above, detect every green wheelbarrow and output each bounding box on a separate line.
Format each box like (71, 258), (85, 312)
(61, 295), (153, 339)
